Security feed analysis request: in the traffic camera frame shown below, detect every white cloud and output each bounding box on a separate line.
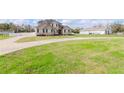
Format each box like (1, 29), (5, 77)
(61, 19), (73, 25)
(0, 19), (38, 26)
(0, 19), (27, 25)
(0, 19), (9, 23)
(62, 20), (71, 23)
(79, 20), (90, 24)
(12, 19), (26, 25)
(78, 19), (116, 28)
(31, 19), (40, 25)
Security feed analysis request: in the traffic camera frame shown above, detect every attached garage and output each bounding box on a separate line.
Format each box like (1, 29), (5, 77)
(80, 25), (112, 35)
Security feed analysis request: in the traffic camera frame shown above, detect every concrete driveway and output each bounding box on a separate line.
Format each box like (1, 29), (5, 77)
(0, 33), (111, 55)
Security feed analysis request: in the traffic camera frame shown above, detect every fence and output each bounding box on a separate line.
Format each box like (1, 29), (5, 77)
(0, 31), (14, 34)
(0, 31), (36, 37)
(0, 31), (17, 36)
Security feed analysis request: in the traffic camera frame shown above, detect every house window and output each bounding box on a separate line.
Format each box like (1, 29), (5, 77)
(64, 30), (66, 33)
(51, 29), (53, 33)
(37, 29), (39, 33)
(46, 29), (48, 33)
(51, 24), (53, 27)
(43, 29), (45, 33)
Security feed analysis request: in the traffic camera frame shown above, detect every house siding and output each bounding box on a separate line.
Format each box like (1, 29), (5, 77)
(36, 20), (72, 36)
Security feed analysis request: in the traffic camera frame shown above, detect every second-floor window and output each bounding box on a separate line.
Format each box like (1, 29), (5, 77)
(51, 24), (53, 27)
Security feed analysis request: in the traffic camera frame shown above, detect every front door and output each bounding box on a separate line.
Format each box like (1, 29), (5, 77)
(58, 30), (62, 35)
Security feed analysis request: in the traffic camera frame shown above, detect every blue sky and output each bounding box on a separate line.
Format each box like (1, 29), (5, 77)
(0, 19), (123, 28)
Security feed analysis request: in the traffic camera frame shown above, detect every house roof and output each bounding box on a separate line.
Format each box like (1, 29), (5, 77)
(46, 19), (62, 24)
(38, 19), (62, 25)
(37, 19), (71, 30)
(38, 24), (57, 30)
(63, 26), (71, 30)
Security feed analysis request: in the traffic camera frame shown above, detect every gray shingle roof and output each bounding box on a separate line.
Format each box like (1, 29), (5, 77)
(63, 26), (71, 30)
(38, 24), (57, 30)
(38, 19), (61, 25)
(37, 19), (71, 31)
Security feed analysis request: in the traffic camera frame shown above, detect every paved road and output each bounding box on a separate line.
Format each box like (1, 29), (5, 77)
(0, 34), (112, 55)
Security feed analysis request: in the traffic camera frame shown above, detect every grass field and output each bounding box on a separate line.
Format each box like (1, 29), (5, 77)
(0, 34), (10, 40)
(0, 37), (124, 74)
(16, 34), (124, 43)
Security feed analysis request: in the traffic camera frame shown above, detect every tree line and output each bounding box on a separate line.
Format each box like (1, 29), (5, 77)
(0, 23), (35, 32)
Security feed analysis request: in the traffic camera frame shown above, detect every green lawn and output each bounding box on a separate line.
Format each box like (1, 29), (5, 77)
(16, 34), (124, 43)
(0, 34), (10, 40)
(0, 38), (124, 73)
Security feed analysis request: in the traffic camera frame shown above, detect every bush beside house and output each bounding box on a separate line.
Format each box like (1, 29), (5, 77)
(72, 28), (80, 34)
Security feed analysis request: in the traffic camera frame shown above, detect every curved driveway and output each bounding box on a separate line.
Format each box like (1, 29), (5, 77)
(0, 34), (112, 55)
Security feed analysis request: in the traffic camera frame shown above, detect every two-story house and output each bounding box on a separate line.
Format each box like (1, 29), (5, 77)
(36, 19), (72, 36)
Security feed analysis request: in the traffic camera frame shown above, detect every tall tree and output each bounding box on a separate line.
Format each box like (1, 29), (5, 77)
(111, 23), (124, 33)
